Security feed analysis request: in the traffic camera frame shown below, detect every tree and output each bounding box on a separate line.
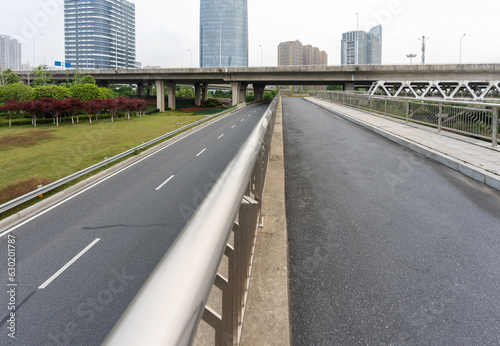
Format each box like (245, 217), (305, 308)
(82, 99), (105, 124)
(117, 85), (134, 97)
(70, 83), (105, 101)
(0, 69), (21, 86)
(19, 99), (48, 127)
(77, 74), (96, 85)
(264, 91), (274, 100)
(32, 65), (53, 87)
(73, 71), (96, 85)
(137, 99), (148, 117)
(0, 99), (22, 127)
(100, 87), (116, 99)
(327, 85), (343, 91)
(0, 82), (33, 104)
(176, 86), (194, 98)
(32, 85), (71, 100)
(41, 98), (66, 126)
(64, 98), (84, 124)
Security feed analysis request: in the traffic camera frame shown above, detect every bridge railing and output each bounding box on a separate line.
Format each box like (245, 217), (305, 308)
(103, 94), (280, 345)
(315, 91), (499, 147)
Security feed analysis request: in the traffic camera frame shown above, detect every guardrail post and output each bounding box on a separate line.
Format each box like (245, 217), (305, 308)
(225, 195), (258, 345)
(384, 97), (387, 116)
(369, 96), (372, 112)
(493, 107), (499, 147)
(438, 102), (443, 132)
(405, 100), (410, 123)
(224, 245), (236, 345)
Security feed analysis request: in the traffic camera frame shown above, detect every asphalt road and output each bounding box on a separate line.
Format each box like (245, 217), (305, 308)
(283, 98), (500, 345)
(0, 102), (270, 345)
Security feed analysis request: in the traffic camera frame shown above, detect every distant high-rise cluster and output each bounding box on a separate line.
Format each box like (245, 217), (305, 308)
(64, 0), (138, 69)
(341, 25), (382, 65)
(0, 35), (22, 70)
(200, 0), (248, 67)
(277, 40), (328, 66)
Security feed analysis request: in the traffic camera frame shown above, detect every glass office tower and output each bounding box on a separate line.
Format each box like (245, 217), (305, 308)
(200, 0), (248, 67)
(64, 0), (136, 69)
(341, 25), (382, 65)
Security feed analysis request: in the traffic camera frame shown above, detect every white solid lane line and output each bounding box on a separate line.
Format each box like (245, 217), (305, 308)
(155, 175), (175, 191)
(231, 125), (236, 129)
(218, 134), (224, 139)
(39, 238), (101, 290)
(196, 148), (207, 157)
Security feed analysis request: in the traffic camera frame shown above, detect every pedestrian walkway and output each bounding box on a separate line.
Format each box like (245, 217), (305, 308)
(307, 97), (500, 191)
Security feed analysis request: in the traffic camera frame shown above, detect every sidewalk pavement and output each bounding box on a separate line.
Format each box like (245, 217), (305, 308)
(307, 97), (500, 192)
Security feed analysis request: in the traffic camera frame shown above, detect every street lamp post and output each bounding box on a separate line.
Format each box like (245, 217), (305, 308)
(259, 45), (263, 67)
(33, 33), (44, 68)
(406, 53), (417, 65)
(460, 34), (466, 64)
(356, 13), (359, 65)
(187, 49), (193, 67)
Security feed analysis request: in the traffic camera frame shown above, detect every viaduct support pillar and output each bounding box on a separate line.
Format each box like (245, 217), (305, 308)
(167, 81), (176, 110)
(344, 82), (355, 92)
(201, 84), (209, 103)
(147, 84), (154, 96)
(137, 82), (144, 97)
(253, 84), (265, 102)
(156, 80), (165, 112)
(194, 83), (201, 106)
(231, 82), (248, 106)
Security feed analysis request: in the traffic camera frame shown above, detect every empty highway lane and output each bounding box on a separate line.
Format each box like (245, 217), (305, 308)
(0, 102), (270, 345)
(283, 97), (500, 345)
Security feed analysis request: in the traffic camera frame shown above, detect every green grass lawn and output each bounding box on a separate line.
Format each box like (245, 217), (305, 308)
(0, 111), (205, 204)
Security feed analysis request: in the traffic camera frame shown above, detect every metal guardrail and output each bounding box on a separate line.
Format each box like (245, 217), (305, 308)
(103, 95), (279, 345)
(315, 91), (499, 147)
(0, 107), (241, 215)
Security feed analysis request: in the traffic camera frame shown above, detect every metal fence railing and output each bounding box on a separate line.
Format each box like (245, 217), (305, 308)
(103, 95), (280, 345)
(315, 91), (499, 147)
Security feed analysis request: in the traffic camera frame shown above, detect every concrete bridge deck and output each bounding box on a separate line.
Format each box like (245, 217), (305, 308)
(16, 63), (500, 110)
(237, 95), (500, 345)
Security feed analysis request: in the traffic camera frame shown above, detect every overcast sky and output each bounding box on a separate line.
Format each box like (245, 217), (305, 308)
(1, 0), (499, 68)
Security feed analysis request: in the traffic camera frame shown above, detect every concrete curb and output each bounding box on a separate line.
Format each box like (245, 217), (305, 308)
(240, 97), (291, 345)
(306, 97), (500, 192)
(0, 108), (242, 234)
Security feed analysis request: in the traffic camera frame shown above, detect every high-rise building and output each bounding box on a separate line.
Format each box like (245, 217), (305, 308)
(278, 40), (328, 90)
(0, 35), (22, 70)
(200, 0), (248, 67)
(341, 25), (382, 65)
(278, 40), (303, 66)
(278, 40), (327, 66)
(64, 0), (137, 69)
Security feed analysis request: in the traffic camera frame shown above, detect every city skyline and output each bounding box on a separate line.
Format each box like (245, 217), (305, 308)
(0, 0), (499, 69)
